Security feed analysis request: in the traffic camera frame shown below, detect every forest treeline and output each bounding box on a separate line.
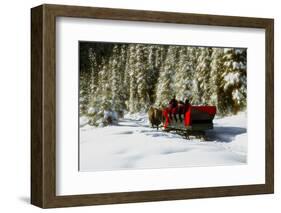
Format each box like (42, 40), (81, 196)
(79, 42), (246, 126)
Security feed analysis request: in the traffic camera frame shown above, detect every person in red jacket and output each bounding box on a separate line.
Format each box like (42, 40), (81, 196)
(184, 99), (191, 113)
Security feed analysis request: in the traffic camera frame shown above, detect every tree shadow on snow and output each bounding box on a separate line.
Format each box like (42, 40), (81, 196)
(116, 118), (149, 128)
(116, 123), (149, 128)
(206, 126), (246, 143)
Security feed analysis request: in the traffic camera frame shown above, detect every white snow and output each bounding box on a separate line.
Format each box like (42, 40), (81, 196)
(223, 72), (240, 90)
(223, 48), (232, 53)
(232, 61), (246, 70)
(235, 49), (244, 55)
(232, 61), (239, 69)
(80, 112), (247, 172)
(232, 89), (245, 103)
(79, 116), (89, 127)
(87, 107), (97, 114)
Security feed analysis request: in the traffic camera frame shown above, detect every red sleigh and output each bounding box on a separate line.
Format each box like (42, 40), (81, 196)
(162, 105), (216, 137)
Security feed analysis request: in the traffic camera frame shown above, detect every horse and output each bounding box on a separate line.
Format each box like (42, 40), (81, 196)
(148, 106), (163, 130)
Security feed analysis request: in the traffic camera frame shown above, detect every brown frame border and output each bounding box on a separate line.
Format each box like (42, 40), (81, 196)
(31, 4), (274, 208)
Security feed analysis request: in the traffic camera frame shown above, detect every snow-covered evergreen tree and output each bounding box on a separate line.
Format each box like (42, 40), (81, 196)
(88, 48), (99, 94)
(175, 47), (194, 102)
(109, 45), (123, 112)
(190, 47), (201, 105)
(155, 46), (178, 107)
(146, 45), (160, 105)
(195, 47), (212, 104)
(221, 48), (247, 114)
(127, 44), (138, 113)
(79, 73), (91, 114)
(135, 44), (150, 111)
(94, 59), (112, 112)
(209, 48), (224, 112)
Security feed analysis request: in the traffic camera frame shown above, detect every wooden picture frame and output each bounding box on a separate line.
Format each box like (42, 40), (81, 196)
(31, 4), (274, 208)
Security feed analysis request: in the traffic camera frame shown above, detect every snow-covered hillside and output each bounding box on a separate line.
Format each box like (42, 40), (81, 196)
(79, 112), (247, 172)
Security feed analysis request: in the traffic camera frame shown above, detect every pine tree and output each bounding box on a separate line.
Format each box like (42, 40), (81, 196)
(221, 48), (247, 114)
(190, 47), (201, 105)
(79, 46), (98, 114)
(155, 46), (178, 107)
(118, 44), (129, 115)
(79, 72), (91, 114)
(146, 45), (160, 105)
(95, 59), (112, 112)
(88, 48), (99, 94)
(109, 45), (123, 112)
(135, 44), (150, 111)
(195, 47), (212, 104)
(175, 47), (194, 101)
(127, 44), (138, 112)
(123, 45), (131, 110)
(210, 48), (224, 113)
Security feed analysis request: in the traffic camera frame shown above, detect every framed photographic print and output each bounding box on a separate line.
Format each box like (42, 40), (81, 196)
(31, 4), (274, 208)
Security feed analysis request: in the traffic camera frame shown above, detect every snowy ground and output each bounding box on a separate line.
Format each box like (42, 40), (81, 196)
(79, 112), (247, 172)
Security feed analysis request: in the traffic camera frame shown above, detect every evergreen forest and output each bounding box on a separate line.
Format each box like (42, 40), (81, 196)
(79, 42), (247, 126)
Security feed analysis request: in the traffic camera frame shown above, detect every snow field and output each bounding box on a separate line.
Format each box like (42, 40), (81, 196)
(80, 112), (247, 171)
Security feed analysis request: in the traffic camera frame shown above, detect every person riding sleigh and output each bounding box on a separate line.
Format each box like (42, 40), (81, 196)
(167, 96), (191, 123)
